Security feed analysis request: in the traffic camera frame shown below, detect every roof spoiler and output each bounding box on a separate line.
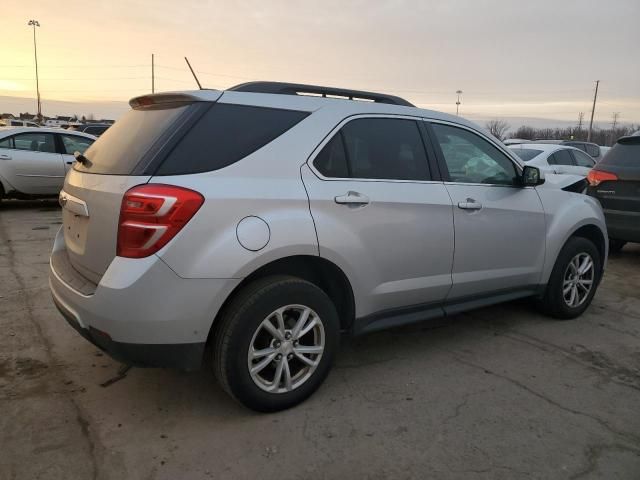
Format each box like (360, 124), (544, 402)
(129, 92), (212, 109)
(228, 81), (415, 107)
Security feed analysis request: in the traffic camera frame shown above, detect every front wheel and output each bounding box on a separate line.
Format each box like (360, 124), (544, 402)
(539, 237), (601, 319)
(213, 275), (340, 412)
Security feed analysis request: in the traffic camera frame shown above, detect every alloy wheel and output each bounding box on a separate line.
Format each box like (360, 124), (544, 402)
(562, 253), (594, 308)
(247, 304), (325, 393)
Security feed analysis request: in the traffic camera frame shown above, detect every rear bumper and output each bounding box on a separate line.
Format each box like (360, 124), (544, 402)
(603, 208), (640, 243)
(49, 228), (240, 370)
(52, 292), (205, 369)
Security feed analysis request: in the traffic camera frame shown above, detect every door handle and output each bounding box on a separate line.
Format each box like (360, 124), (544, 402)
(458, 199), (482, 210)
(335, 191), (370, 206)
(0, 154), (11, 160)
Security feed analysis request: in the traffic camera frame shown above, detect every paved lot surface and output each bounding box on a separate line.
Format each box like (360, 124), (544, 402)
(1, 199), (639, 480)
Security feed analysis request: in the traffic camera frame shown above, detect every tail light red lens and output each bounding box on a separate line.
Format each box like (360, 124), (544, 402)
(117, 184), (204, 258)
(587, 169), (618, 187)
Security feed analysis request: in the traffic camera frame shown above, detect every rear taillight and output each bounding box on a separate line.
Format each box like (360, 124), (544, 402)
(117, 184), (204, 258)
(587, 169), (618, 187)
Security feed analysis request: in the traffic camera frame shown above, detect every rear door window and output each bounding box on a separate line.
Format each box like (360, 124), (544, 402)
(341, 118), (430, 180)
(156, 103), (309, 175)
(313, 118), (431, 181)
(13, 132), (57, 153)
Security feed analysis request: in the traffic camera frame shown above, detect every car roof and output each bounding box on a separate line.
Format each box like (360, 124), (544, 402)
(0, 126), (97, 139)
(130, 87), (486, 136)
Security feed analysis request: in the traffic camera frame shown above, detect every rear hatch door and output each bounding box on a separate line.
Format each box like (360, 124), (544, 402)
(60, 94), (214, 284)
(591, 138), (640, 213)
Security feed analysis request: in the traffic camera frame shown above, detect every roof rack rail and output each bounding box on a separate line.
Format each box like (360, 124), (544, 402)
(228, 81), (415, 107)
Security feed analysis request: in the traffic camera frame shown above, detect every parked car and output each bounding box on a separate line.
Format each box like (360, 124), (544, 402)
(68, 123), (111, 137)
(587, 135), (640, 252)
(0, 119), (40, 128)
(534, 140), (604, 162)
(50, 82), (607, 412)
(509, 143), (596, 177)
(0, 127), (96, 200)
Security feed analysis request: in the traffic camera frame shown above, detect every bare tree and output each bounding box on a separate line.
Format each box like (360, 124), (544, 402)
(486, 119), (510, 140)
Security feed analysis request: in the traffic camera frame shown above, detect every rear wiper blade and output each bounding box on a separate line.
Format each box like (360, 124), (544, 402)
(74, 151), (89, 165)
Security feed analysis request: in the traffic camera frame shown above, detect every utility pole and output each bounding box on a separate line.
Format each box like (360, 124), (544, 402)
(587, 80), (599, 142)
(576, 112), (584, 139)
(455, 90), (463, 116)
(27, 19), (41, 122)
(151, 54), (155, 93)
(610, 112), (620, 145)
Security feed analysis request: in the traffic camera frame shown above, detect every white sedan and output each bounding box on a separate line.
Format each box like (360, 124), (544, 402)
(0, 127), (96, 200)
(508, 143), (596, 177)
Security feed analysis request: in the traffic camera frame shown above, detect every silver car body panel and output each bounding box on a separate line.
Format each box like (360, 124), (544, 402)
(49, 88), (608, 364)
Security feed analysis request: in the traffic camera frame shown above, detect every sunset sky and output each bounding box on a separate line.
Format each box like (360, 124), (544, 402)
(2, 0), (639, 126)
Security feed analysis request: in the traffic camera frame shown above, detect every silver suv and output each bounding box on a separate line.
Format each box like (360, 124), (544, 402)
(50, 82), (608, 411)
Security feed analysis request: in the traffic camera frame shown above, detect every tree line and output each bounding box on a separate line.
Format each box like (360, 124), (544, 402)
(485, 119), (638, 146)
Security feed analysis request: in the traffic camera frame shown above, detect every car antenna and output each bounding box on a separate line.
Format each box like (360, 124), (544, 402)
(184, 56), (203, 90)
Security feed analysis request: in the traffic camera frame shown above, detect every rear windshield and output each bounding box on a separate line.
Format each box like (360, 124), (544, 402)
(600, 138), (640, 167)
(509, 148), (543, 161)
(155, 103), (309, 175)
(74, 104), (188, 174)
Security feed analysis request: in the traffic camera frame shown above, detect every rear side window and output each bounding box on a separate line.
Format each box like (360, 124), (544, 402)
(509, 148), (543, 162)
(314, 118), (430, 181)
(85, 126), (108, 135)
(60, 134), (94, 155)
(548, 149), (574, 166)
(0, 136), (14, 148)
(600, 138), (640, 167)
(585, 144), (600, 157)
(314, 133), (349, 178)
(571, 149), (595, 167)
(156, 104), (309, 175)
(75, 104), (189, 174)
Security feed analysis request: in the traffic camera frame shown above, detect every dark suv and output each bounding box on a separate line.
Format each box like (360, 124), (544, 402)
(587, 135), (640, 252)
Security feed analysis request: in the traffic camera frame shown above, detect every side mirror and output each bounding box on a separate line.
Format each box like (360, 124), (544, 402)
(522, 165), (545, 186)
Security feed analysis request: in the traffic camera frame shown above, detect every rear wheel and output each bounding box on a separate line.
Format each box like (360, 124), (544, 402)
(539, 237), (601, 319)
(213, 275), (339, 412)
(609, 238), (626, 253)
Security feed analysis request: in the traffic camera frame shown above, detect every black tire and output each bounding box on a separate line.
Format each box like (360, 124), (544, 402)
(608, 238), (626, 253)
(213, 275), (340, 412)
(539, 237), (601, 320)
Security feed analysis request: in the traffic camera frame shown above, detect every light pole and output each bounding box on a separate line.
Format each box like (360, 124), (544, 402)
(28, 19), (42, 122)
(455, 90), (463, 116)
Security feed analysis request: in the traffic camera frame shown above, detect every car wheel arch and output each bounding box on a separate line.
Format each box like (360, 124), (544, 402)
(206, 254), (356, 349)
